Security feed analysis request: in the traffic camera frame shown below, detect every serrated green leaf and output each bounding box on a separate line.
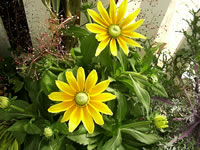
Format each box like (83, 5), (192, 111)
(120, 121), (151, 130)
(115, 91), (127, 123)
(121, 128), (161, 145)
(102, 129), (122, 150)
(129, 75), (150, 116)
(151, 82), (168, 98)
(67, 134), (89, 145)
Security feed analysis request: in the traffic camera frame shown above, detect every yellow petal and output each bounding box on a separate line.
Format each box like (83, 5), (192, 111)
(90, 93), (116, 102)
(123, 19), (145, 32)
(95, 33), (109, 41)
(117, 36), (129, 55)
(85, 70), (98, 93)
(110, 38), (117, 56)
(97, 1), (112, 25)
(120, 36), (143, 48)
(87, 104), (104, 125)
(82, 107), (94, 134)
(87, 9), (109, 27)
(95, 37), (111, 56)
(48, 92), (74, 101)
(86, 23), (107, 34)
(66, 71), (79, 91)
(69, 107), (82, 132)
(89, 80), (110, 96)
(48, 101), (74, 113)
(77, 67), (85, 92)
(116, 0), (128, 24)
(122, 31), (146, 39)
(120, 8), (140, 28)
(61, 105), (76, 122)
(90, 101), (113, 115)
(55, 80), (76, 96)
(109, 0), (117, 24)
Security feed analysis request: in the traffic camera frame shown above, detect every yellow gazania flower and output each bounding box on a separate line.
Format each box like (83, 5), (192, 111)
(48, 67), (116, 134)
(86, 0), (146, 56)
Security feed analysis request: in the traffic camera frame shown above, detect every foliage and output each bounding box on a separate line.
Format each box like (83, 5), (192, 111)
(0, 1), (177, 150)
(152, 8), (200, 149)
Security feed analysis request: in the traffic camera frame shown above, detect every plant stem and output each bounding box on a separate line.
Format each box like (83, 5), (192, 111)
(10, 105), (24, 112)
(87, 11), (92, 23)
(49, 66), (64, 72)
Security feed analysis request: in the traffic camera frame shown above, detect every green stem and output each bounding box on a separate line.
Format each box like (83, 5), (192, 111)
(49, 66), (65, 72)
(10, 105), (35, 118)
(10, 105), (24, 112)
(86, 11), (92, 23)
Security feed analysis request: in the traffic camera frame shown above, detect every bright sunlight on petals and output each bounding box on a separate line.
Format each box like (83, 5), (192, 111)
(86, 0), (146, 56)
(48, 67), (116, 134)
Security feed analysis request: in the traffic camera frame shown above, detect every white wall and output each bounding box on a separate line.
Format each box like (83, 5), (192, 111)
(0, 17), (11, 57)
(23, 0), (50, 47)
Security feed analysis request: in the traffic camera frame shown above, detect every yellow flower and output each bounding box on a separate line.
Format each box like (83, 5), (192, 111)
(48, 67), (116, 134)
(86, 0), (146, 56)
(154, 114), (169, 129)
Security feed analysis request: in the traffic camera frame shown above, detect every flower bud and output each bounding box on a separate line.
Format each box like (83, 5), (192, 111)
(0, 96), (9, 109)
(154, 114), (169, 129)
(173, 77), (180, 86)
(44, 127), (53, 138)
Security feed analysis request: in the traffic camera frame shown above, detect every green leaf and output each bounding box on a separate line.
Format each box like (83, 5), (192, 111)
(24, 135), (41, 150)
(115, 91), (127, 123)
(9, 139), (18, 150)
(120, 121), (151, 132)
(9, 78), (24, 93)
(62, 26), (90, 40)
(40, 70), (58, 95)
(129, 75), (150, 116)
(12, 131), (26, 145)
(117, 49), (128, 71)
(126, 72), (150, 86)
(24, 123), (41, 134)
(123, 143), (140, 150)
(51, 0), (60, 14)
(8, 120), (29, 132)
(151, 82), (168, 98)
(70, 48), (81, 59)
(52, 121), (69, 135)
(67, 134), (90, 145)
(128, 58), (137, 72)
(57, 71), (67, 82)
(102, 129), (122, 150)
(80, 34), (98, 66)
(98, 46), (113, 70)
(24, 78), (40, 104)
(121, 128), (161, 145)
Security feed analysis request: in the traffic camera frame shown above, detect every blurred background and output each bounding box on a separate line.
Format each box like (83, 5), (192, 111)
(0, 0), (199, 57)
